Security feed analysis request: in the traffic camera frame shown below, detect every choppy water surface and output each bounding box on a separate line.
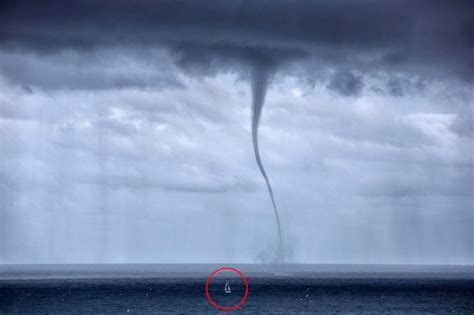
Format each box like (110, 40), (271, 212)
(0, 264), (473, 313)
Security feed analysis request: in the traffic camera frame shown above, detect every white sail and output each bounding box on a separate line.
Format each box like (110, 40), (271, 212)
(224, 281), (232, 294)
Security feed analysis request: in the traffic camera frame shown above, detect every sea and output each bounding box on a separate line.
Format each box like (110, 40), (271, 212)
(0, 264), (473, 313)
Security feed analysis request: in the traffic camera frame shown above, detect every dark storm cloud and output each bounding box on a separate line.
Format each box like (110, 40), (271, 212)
(171, 42), (304, 77)
(386, 77), (409, 97)
(327, 70), (364, 97)
(1, 0), (473, 81)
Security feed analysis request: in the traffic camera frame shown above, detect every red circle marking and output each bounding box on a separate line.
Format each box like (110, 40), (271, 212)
(205, 266), (249, 311)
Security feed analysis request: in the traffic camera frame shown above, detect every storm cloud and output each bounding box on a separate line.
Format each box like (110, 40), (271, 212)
(1, 0), (473, 80)
(0, 0), (473, 264)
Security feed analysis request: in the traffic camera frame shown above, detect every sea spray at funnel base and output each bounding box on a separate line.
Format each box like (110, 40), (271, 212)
(251, 69), (283, 262)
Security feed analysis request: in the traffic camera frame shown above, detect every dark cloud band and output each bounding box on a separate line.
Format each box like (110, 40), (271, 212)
(1, 0), (472, 80)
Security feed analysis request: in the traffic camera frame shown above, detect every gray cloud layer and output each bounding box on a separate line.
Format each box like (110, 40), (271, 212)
(1, 0), (473, 80)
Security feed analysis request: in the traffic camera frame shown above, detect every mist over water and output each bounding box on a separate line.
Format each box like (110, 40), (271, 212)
(251, 69), (283, 263)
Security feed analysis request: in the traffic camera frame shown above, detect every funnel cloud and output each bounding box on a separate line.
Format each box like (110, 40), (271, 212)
(251, 68), (283, 262)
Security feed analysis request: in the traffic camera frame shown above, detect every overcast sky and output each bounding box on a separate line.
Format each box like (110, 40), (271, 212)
(0, 0), (473, 264)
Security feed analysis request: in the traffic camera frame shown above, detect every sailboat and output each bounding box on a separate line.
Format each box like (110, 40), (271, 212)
(224, 281), (232, 294)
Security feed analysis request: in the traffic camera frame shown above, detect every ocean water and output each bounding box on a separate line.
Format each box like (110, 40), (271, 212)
(0, 264), (473, 313)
